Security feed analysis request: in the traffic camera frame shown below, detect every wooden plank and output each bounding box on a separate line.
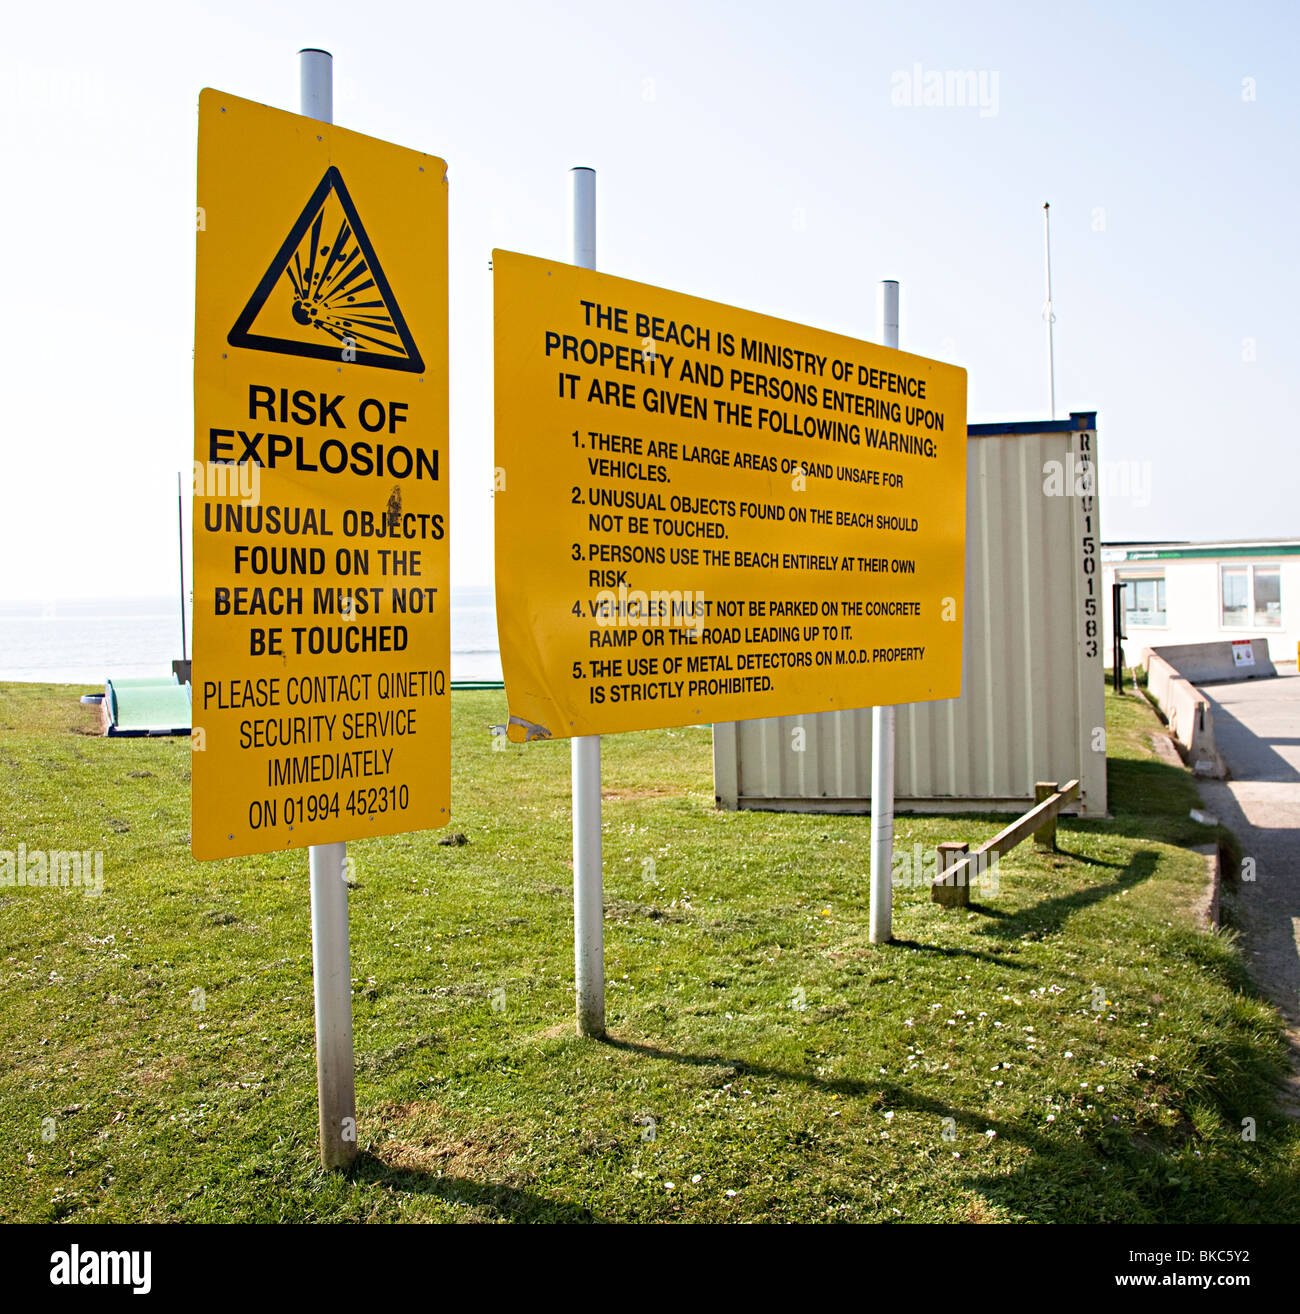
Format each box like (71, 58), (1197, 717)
(1033, 781), (1059, 851)
(931, 842), (970, 907)
(940, 780), (1079, 894)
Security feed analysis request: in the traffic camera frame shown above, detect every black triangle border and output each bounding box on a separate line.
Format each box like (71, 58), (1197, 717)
(228, 166), (424, 374)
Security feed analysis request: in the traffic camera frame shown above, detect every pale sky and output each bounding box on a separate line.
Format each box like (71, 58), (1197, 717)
(1, 0), (1294, 600)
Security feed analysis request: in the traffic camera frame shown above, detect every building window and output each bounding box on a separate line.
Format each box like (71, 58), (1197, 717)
(1121, 576), (1166, 628)
(1253, 567), (1281, 627)
(1221, 564), (1281, 629)
(1221, 567), (1248, 627)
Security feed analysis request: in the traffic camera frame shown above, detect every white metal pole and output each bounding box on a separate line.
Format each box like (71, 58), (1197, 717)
(1043, 202), (1056, 420)
(177, 473), (187, 662)
(869, 279), (900, 945)
(571, 166), (605, 1039)
(309, 841), (355, 1168)
(300, 46), (356, 1171)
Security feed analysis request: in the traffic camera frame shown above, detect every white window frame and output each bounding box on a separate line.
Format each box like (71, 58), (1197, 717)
(1118, 574), (1167, 629)
(1220, 562), (1281, 630)
(1249, 563), (1282, 629)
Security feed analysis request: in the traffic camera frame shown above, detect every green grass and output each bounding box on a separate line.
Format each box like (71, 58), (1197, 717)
(0, 681), (1296, 1222)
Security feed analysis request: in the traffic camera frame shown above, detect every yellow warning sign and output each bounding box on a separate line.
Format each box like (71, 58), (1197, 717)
(493, 251), (967, 741)
(192, 89), (449, 860)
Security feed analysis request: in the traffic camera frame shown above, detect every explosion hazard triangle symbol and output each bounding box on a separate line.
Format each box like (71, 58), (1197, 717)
(228, 166), (423, 373)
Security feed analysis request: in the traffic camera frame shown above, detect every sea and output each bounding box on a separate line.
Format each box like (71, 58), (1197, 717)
(0, 587), (502, 686)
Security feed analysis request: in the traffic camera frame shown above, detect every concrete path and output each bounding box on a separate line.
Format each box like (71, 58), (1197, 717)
(1196, 673), (1300, 1111)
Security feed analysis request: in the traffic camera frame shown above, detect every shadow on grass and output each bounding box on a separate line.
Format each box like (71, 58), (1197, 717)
(1052, 848), (1127, 870)
(603, 1037), (1074, 1159)
(883, 938), (1033, 970)
(965, 902), (1012, 918)
(959, 1136), (1300, 1224)
(973, 849), (1160, 942)
(349, 1150), (602, 1222)
(604, 1034), (1300, 1223)
(1104, 754), (1207, 843)
(605, 1035), (1022, 1128)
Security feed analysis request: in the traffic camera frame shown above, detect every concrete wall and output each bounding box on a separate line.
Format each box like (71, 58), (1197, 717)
(1145, 638), (1276, 685)
(1142, 649), (1225, 777)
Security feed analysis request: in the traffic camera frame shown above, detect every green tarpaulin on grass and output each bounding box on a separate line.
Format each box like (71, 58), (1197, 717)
(105, 676), (191, 737)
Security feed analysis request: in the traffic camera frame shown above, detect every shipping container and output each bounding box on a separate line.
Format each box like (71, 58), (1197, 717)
(713, 413), (1107, 816)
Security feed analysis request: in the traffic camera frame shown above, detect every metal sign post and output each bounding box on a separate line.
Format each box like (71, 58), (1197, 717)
(570, 166), (606, 1039)
(1043, 202), (1056, 420)
(868, 279), (900, 945)
(299, 46), (357, 1170)
(176, 472), (187, 662)
(1112, 579), (1127, 693)
(194, 46), (448, 1167)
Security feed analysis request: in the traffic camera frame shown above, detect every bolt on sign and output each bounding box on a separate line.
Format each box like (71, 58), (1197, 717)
(493, 251), (967, 741)
(192, 89), (449, 859)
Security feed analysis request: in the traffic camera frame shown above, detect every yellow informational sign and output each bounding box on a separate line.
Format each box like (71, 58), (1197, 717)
(493, 251), (966, 741)
(192, 89), (449, 859)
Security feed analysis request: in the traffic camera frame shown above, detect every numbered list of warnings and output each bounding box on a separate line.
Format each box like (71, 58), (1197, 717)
(192, 90), (449, 858)
(493, 251), (967, 741)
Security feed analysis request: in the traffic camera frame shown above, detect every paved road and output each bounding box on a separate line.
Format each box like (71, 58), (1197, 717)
(1197, 673), (1300, 1107)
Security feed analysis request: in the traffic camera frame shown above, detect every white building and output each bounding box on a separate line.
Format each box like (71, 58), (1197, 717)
(1102, 539), (1300, 671)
